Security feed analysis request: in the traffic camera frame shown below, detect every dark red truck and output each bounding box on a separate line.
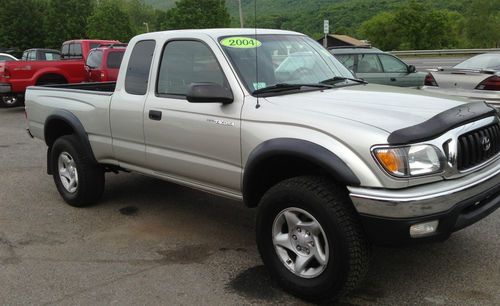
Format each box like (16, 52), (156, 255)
(0, 39), (117, 107)
(85, 44), (127, 82)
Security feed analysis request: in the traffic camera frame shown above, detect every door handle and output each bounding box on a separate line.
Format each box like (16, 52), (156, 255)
(149, 110), (162, 121)
(390, 78), (396, 82)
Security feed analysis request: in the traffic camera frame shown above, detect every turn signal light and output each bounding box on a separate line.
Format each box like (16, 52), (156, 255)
(374, 148), (407, 176)
(475, 75), (500, 91)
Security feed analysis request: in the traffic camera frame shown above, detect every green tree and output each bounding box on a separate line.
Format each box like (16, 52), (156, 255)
(464, 0), (500, 48)
(0, 0), (45, 51)
(123, 0), (156, 34)
(357, 12), (401, 50)
(159, 0), (231, 29)
(358, 1), (463, 50)
(44, 0), (94, 49)
(87, 0), (134, 42)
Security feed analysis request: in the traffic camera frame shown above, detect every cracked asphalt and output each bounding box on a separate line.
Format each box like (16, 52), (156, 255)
(1, 107), (499, 305)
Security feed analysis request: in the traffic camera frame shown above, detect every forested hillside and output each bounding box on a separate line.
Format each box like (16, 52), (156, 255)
(0, 0), (498, 53)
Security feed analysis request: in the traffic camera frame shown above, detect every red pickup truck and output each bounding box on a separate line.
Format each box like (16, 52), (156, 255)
(0, 39), (118, 107)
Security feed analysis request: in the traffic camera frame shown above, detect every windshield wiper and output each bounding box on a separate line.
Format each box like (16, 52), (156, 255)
(253, 83), (333, 95)
(320, 76), (368, 85)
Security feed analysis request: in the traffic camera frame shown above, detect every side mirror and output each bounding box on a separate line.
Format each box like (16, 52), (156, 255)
(407, 65), (416, 73)
(186, 83), (233, 104)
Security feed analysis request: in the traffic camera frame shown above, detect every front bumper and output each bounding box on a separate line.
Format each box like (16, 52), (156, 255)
(349, 159), (500, 245)
(0, 83), (11, 94)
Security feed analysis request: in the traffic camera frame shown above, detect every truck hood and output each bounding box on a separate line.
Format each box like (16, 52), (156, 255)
(264, 84), (469, 133)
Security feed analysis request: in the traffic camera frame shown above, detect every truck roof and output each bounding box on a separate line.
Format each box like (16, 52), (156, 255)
(133, 28), (304, 41)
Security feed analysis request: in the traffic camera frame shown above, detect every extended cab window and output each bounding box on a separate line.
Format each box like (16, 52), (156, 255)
(106, 51), (124, 69)
(125, 40), (156, 95)
(157, 40), (227, 96)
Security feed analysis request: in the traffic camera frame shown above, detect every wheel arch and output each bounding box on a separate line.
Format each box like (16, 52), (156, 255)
(242, 138), (360, 207)
(44, 110), (97, 174)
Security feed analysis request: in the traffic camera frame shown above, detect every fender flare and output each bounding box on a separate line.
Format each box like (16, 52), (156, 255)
(44, 110), (97, 173)
(242, 138), (360, 206)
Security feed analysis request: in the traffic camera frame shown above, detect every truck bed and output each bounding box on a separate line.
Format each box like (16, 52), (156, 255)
(35, 82), (116, 94)
(25, 82), (115, 161)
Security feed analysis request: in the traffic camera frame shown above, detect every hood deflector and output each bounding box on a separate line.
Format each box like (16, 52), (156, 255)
(388, 102), (498, 144)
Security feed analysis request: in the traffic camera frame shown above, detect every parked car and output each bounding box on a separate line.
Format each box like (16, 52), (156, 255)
(330, 47), (426, 87)
(0, 39), (118, 107)
(422, 52), (500, 109)
(21, 48), (61, 61)
(0, 53), (17, 62)
(25, 29), (500, 303)
(85, 44), (127, 82)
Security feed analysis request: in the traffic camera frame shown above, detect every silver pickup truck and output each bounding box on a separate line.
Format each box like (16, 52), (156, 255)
(25, 29), (500, 303)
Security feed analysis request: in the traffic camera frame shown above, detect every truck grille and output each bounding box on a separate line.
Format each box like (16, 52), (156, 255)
(457, 122), (500, 171)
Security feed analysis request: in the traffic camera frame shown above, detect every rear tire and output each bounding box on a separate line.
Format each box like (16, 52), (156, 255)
(51, 135), (104, 207)
(256, 176), (370, 303)
(0, 94), (23, 108)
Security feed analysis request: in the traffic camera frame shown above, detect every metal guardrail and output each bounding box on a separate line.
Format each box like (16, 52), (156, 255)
(390, 48), (500, 56)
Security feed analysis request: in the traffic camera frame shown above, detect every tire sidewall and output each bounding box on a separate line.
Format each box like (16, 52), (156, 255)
(256, 181), (352, 299)
(51, 136), (86, 204)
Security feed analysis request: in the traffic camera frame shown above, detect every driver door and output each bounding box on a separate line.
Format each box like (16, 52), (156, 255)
(143, 38), (243, 195)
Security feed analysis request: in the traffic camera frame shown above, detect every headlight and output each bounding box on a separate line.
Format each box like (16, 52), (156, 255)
(373, 145), (444, 177)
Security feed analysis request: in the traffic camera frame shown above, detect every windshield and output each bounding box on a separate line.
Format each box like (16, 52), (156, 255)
(219, 34), (354, 94)
(86, 50), (103, 69)
(454, 53), (500, 70)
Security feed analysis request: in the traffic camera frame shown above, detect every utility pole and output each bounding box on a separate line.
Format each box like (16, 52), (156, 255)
(237, 0), (244, 28)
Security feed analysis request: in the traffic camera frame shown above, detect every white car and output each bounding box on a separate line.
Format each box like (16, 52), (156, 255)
(0, 53), (18, 62)
(422, 53), (500, 109)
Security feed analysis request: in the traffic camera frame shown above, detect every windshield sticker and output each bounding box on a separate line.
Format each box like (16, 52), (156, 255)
(253, 82), (267, 90)
(220, 37), (262, 48)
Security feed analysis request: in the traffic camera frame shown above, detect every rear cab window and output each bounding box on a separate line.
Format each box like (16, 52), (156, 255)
(106, 51), (125, 69)
(125, 40), (156, 95)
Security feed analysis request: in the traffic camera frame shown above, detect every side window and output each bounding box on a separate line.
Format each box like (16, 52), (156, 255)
(378, 54), (407, 73)
(334, 54), (356, 72)
(157, 40), (227, 96)
(28, 51), (36, 60)
(357, 54), (383, 73)
(106, 51), (124, 69)
(125, 40), (156, 95)
(22, 52), (28, 60)
(46, 53), (61, 60)
(61, 44), (69, 58)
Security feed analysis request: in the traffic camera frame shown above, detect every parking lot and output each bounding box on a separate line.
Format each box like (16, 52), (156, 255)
(1, 106), (499, 305)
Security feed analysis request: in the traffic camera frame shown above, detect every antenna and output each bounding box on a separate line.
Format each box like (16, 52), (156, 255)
(254, 0), (260, 109)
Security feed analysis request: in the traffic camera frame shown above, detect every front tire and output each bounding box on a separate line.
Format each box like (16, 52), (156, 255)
(256, 176), (370, 303)
(51, 135), (104, 207)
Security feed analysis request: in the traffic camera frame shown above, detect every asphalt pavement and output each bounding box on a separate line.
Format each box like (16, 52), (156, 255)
(1, 107), (499, 305)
